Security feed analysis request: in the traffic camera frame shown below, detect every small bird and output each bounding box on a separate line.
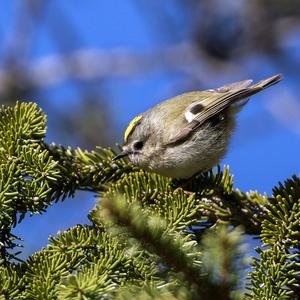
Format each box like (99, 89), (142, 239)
(113, 74), (282, 178)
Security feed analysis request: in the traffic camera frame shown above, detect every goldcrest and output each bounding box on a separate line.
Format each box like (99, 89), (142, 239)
(113, 74), (282, 178)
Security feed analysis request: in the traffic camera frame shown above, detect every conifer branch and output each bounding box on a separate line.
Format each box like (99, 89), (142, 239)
(0, 102), (299, 299)
(101, 194), (242, 300)
(247, 176), (300, 299)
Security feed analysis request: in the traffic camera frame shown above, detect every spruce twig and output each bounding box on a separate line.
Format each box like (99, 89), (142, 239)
(101, 194), (234, 300)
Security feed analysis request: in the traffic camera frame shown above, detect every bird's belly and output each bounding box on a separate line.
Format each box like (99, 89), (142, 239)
(150, 154), (215, 178)
(153, 161), (207, 178)
(148, 130), (230, 178)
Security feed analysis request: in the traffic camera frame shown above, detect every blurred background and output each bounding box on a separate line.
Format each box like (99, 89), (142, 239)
(0, 0), (299, 258)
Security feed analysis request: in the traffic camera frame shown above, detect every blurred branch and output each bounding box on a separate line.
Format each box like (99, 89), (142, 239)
(0, 44), (239, 93)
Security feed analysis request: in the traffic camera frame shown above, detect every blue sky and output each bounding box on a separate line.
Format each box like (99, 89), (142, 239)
(0, 1), (299, 259)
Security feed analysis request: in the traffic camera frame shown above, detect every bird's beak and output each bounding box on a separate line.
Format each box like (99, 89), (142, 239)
(112, 150), (131, 161)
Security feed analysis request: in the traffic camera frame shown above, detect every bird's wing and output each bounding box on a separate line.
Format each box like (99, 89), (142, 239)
(167, 74), (282, 145)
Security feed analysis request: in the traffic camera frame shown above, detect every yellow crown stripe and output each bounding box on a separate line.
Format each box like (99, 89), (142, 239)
(124, 115), (143, 142)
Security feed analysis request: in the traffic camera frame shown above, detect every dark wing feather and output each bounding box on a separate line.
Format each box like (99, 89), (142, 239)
(167, 74), (282, 145)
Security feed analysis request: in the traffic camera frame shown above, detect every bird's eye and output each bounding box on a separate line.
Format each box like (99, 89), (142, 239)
(133, 141), (144, 150)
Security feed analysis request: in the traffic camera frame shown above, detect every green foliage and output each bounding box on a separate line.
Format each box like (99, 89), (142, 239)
(0, 102), (63, 262)
(247, 176), (300, 299)
(0, 264), (25, 299)
(201, 226), (246, 299)
(0, 102), (299, 299)
(189, 166), (268, 233)
(22, 225), (153, 299)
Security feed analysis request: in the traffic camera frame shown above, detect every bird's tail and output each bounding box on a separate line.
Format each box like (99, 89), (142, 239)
(234, 74), (282, 99)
